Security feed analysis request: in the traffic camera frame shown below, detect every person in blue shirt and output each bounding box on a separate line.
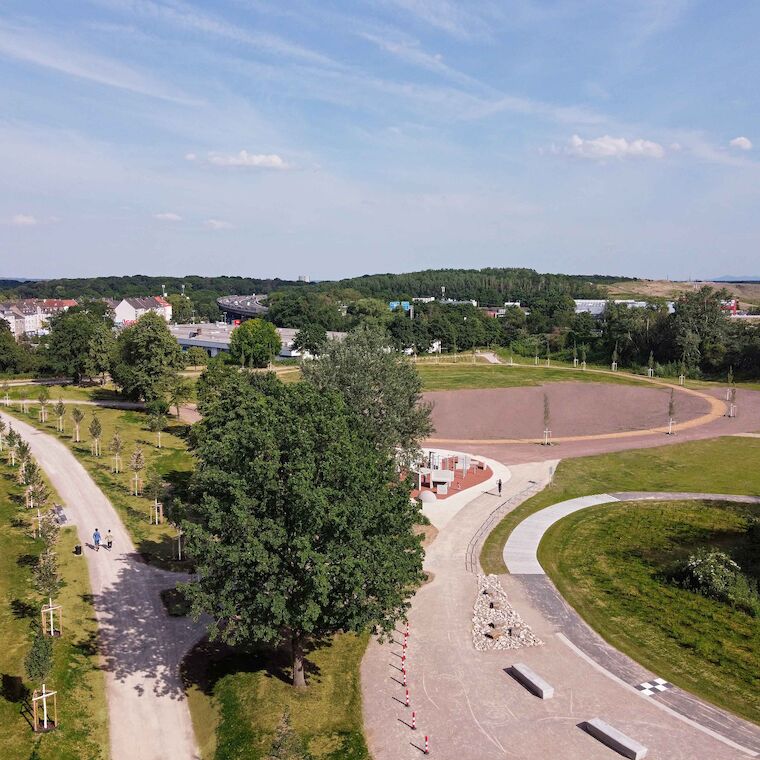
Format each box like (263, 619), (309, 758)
(93, 528), (101, 552)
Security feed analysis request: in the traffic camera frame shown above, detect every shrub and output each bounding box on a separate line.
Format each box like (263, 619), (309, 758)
(676, 549), (759, 616)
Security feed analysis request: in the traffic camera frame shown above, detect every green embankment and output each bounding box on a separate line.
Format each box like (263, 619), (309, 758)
(539, 499), (760, 724)
(0, 462), (108, 759)
(481, 436), (760, 574)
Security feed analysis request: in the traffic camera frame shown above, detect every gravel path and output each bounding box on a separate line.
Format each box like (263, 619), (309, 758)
(1, 411), (205, 760)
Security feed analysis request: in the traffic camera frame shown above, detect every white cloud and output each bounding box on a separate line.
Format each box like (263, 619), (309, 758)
(184, 152), (197, 161)
(3, 213), (61, 226)
(9, 213), (39, 226)
(729, 136), (752, 151)
(564, 134), (665, 160)
(203, 218), (232, 230)
(205, 150), (289, 169)
(154, 211), (182, 221)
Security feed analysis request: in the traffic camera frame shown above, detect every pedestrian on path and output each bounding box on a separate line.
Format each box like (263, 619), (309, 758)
(497, 478), (502, 496)
(93, 528), (101, 552)
(105, 529), (113, 551)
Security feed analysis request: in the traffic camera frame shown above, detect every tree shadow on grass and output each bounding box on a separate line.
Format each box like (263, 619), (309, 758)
(181, 634), (325, 698)
(10, 599), (36, 619)
(1, 673), (29, 703)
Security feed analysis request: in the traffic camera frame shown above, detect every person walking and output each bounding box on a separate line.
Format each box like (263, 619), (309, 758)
(105, 529), (113, 551)
(93, 528), (101, 552)
(497, 478), (502, 496)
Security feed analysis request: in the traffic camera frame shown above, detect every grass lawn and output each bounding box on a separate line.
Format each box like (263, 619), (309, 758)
(0, 464), (107, 759)
(184, 633), (370, 760)
(418, 362), (653, 391)
(539, 499), (760, 724)
(480, 435), (760, 574)
(2, 384), (123, 403)
(6, 404), (194, 568)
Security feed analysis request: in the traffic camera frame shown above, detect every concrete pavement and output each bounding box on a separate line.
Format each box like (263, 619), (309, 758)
(361, 467), (760, 760)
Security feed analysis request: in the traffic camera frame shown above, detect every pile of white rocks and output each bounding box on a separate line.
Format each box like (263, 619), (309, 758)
(472, 574), (543, 651)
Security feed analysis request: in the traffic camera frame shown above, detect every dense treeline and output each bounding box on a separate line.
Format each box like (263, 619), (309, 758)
(309, 267), (625, 305)
(0, 275), (306, 322)
(269, 286), (760, 380)
(0, 268), (626, 322)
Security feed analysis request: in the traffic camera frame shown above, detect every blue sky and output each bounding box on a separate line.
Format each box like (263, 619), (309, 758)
(1, 1), (758, 281)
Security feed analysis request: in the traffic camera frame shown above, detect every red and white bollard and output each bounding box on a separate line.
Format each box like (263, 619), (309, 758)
(411, 711), (416, 730)
(402, 667), (406, 686)
(405, 688), (410, 707)
(424, 735), (429, 754)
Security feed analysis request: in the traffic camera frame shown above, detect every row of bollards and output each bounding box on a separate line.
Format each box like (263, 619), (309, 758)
(395, 621), (430, 754)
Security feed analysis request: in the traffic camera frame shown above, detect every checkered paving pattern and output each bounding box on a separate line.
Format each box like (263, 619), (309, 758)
(636, 677), (672, 696)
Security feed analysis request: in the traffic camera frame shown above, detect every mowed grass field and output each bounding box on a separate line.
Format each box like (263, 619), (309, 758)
(539, 499), (760, 724)
(0, 463), (107, 759)
(416, 362), (652, 391)
(480, 435), (760, 574)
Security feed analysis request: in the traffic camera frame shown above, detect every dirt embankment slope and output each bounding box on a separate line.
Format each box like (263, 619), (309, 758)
(604, 279), (760, 308)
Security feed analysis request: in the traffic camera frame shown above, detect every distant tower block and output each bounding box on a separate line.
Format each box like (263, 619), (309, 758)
(298, 275), (310, 283)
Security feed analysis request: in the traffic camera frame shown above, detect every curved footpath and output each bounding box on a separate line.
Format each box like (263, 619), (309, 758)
(0, 411), (204, 760)
(362, 467), (760, 760)
(504, 491), (760, 755)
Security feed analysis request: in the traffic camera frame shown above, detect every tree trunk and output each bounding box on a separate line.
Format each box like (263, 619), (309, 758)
(291, 633), (307, 688)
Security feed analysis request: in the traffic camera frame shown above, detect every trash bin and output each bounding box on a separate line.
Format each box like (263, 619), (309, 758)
(74, 544), (82, 556)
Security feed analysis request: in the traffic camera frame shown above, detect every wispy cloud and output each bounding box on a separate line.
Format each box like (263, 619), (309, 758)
(380, 0), (500, 40)
(561, 134), (665, 160)
(0, 22), (200, 105)
(94, 0), (338, 67)
(153, 211), (182, 220)
(359, 30), (484, 90)
(203, 218), (233, 229)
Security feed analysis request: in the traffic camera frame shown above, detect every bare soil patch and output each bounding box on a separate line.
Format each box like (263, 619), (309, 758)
(426, 382), (709, 440)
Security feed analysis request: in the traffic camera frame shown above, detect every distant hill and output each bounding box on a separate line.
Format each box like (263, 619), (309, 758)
(317, 267), (628, 304)
(713, 275), (760, 283)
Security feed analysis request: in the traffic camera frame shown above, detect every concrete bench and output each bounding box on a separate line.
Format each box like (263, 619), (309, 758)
(509, 663), (554, 699)
(583, 718), (647, 759)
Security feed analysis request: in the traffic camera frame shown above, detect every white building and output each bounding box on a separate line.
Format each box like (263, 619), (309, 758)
(110, 296), (172, 325)
(573, 298), (663, 317)
(169, 323), (346, 358)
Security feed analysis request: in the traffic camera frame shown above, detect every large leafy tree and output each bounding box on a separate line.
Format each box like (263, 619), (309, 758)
(0, 321), (36, 374)
(88, 321), (116, 385)
(182, 369), (424, 688)
(167, 293), (194, 324)
(45, 307), (106, 382)
(292, 323), (327, 355)
(301, 325), (432, 468)
(110, 312), (183, 401)
(229, 318), (281, 368)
